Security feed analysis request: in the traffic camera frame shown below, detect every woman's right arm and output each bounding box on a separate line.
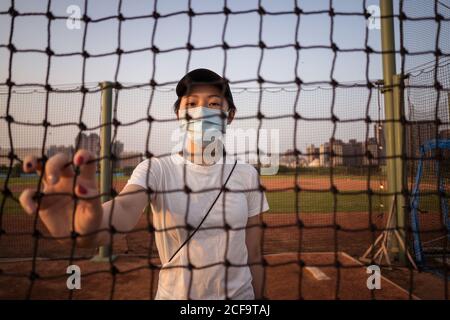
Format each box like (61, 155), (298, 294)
(94, 184), (149, 247)
(19, 149), (149, 248)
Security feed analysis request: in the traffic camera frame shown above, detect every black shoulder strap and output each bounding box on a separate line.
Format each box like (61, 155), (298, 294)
(168, 160), (238, 263)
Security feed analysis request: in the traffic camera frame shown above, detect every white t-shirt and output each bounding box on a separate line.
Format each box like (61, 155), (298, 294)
(126, 153), (269, 300)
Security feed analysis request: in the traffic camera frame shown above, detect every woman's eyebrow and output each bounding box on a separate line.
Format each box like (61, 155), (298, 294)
(184, 94), (223, 98)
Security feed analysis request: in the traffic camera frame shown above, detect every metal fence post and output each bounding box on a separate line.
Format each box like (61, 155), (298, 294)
(91, 81), (116, 262)
(380, 0), (404, 263)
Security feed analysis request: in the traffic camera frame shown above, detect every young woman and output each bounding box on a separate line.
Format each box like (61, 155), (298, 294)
(19, 68), (269, 300)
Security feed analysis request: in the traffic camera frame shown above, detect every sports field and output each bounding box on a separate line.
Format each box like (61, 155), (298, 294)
(1, 172), (448, 300)
(0, 173), (388, 214)
(1, 0), (449, 302)
(0, 172), (445, 258)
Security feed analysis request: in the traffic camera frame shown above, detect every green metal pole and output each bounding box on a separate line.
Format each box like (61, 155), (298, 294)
(91, 81), (115, 262)
(380, 0), (402, 262)
(392, 74), (407, 264)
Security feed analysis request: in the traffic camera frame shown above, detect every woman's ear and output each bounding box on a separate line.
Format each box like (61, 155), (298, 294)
(227, 109), (235, 125)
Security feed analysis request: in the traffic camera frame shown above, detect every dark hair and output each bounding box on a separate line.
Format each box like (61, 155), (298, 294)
(174, 68), (236, 114)
(173, 97), (182, 114)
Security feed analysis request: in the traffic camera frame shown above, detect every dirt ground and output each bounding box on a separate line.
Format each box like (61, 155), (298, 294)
(261, 176), (386, 191)
(1, 212), (448, 300)
(0, 175), (392, 259)
(0, 211), (387, 259)
(4, 176), (387, 193)
(0, 252), (429, 300)
(1, 176), (448, 300)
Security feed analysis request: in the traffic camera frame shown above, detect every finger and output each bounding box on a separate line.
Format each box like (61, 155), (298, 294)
(74, 182), (102, 212)
(23, 155), (43, 175)
(73, 149), (97, 181)
(44, 153), (74, 185)
(19, 189), (38, 215)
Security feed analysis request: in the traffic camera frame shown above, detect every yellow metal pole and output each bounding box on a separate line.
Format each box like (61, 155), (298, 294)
(91, 81), (115, 262)
(380, 0), (404, 263)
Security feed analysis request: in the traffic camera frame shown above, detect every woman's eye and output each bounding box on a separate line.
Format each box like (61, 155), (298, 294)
(209, 102), (221, 107)
(186, 102), (196, 107)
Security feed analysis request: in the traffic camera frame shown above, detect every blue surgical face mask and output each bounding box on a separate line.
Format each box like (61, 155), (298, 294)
(179, 106), (228, 146)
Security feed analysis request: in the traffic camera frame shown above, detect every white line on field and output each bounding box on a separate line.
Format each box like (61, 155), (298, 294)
(305, 266), (331, 280)
(434, 257), (450, 267)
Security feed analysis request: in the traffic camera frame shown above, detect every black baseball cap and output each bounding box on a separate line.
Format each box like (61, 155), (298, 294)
(175, 68), (236, 110)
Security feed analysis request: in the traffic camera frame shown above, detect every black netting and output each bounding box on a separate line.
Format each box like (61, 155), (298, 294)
(0, 0), (449, 300)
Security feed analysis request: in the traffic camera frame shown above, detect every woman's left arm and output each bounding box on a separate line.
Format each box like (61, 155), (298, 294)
(246, 214), (264, 299)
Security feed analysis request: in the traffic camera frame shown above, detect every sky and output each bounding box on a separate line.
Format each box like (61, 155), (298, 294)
(0, 0), (449, 157)
(0, 0), (385, 85)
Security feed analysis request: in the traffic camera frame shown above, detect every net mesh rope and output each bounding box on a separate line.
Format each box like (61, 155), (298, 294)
(403, 0), (450, 279)
(0, 0), (449, 300)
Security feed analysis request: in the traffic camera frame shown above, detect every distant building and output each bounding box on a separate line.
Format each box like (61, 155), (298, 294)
(308, 158), (320, 167)
(345, 139), (363, 167)
(279, 150), (295, 168)
(319, 143), (330, 167)
(374, 124), (386, 166)
(112, 140), (124, 157)
(75, 133), (125, 167)
(47, 145), (74, 158)
(306, 144), (315, 163)
(306, 144), (320, 164)
(362, 138), (380, 166)
(405, 121), (437, 159)
(279, 149), (307, 168)
(330, 139), (344, 167)
(0, 147), (42, 166)
(361, 126), (386, 167)
(75, 133), (100, 157)
(1, 136), (129, 169)
(1, 146), (76, 167)
(329, 138), (363, 167)
(405, 124), (450, 176)
(111, 140), (124, 167)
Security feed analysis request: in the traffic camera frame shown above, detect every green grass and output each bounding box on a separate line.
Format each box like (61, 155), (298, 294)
(0, 190), (386, 216)
(416, 194), (449, 213)
(0, 176), (40, 186)
(1, 176), (445, 216)
(1, 173), (385, 185)
(266, 191), (385, 213)
(0, 193), (24, 215)
(1, 191), (445, 216)
(261, 174), (384, 181)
